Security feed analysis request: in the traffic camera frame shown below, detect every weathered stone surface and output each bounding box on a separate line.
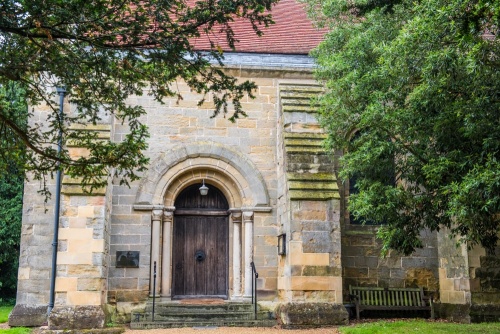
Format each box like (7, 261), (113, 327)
(9, 304), (47, 327)
(434, 303), (471, 323)
(302, 266), (341, 277)
(277, 302), (348, 328)
(40, 327), (125, 334)
(302, 232), (332, 253)
(470, 304), (500, 323)
(48, 306), (105, 330)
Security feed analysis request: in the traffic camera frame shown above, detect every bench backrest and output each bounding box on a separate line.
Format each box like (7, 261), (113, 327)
(349, 286), (426, 307)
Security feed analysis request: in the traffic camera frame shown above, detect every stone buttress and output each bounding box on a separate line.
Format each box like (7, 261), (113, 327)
(276, 83), (348, 327)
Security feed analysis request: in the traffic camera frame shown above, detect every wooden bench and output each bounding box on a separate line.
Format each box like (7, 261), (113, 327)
(349, 286), (434, 320)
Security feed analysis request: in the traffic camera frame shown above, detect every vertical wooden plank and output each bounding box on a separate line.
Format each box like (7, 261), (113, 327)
(172, 217), (179, 297)
(190, 216), (199, 296)
(172, 216), (186, 297)
(204, 216), (213, 295)
(217, 216), (229, 296)
(194, 216), (205, 295)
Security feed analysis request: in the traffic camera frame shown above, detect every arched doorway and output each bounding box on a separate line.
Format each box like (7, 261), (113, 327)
(171, 183), (229, 299)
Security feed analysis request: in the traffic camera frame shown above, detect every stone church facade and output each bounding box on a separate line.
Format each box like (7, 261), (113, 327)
(9, 0), (500, 328)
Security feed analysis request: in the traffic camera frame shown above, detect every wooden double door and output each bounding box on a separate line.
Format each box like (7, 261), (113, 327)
(171, 183), (229, 299)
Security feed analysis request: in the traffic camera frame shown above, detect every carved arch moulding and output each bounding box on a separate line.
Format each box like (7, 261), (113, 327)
(133, 141), (271, 211)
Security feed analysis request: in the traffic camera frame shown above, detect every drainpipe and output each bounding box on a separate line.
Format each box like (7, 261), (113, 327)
(48, 87), (66, 315)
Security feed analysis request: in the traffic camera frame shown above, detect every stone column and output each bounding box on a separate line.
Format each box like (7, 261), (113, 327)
(150, 209), (163, 296)
(232, 212), (242, 298)
(243, 211), (254, 297)
(161, 210), (173, 297)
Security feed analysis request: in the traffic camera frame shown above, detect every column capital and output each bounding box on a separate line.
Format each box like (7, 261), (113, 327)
(231, 212), (242, 223)
(163, 210), (173, 223)
(152, 209), (163, 221)
(243, 211), (254, 221)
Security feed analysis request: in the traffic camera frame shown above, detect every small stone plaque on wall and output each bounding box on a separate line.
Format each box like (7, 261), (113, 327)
(116, 251), (140, 268)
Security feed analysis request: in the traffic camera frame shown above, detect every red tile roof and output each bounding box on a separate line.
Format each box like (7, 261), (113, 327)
(192, 0), (327, 55)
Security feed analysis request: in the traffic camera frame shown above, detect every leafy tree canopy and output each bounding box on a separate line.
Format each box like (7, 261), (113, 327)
(0, 82), (25, 301)
(306, 0), (500, 255)
(0, 0), (277, 192)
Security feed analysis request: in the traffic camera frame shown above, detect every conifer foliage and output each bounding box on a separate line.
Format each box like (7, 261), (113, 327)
(307, 0), (500, 254)
(0, 0), (277, 192)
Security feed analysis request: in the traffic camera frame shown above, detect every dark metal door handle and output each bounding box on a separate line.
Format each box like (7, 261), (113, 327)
(195, 250), (206, 262)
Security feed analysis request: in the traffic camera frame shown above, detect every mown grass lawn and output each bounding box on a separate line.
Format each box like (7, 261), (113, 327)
(339, 319), (500, 334)
(2, 305), (500, 334)
(0, 306), (13, 324)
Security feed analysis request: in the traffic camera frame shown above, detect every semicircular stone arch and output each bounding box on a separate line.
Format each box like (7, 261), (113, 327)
(134, 142), (269, 208)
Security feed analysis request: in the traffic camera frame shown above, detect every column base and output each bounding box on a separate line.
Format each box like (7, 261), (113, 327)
(48, 306), (105, 330)
(8, 304), (47, 327)
(434, 302), (471, 323)
(277, 302), (349, 328)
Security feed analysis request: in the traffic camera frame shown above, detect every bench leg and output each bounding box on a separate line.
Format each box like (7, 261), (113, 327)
(356, 305), (360, 320)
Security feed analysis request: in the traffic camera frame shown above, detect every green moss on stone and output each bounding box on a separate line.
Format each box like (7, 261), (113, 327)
(302, 266), (341, 276)
(287, 173), (336, 182)
(289, 190), (340, 200)
(288, 181), (338, 191)
(284, 133), (327, 140)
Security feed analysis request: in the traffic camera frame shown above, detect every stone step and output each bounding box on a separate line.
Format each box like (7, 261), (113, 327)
(144, 302), (255, 313)
(131, 301), (276, 329)
(130, 319), (277, 329)
(137, 311), (272, 322)
(138, 313), (259, 322)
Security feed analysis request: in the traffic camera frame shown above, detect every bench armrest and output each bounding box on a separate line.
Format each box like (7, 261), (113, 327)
(349, 294), (359, 302)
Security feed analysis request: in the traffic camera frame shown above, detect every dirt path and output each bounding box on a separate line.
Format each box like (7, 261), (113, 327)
(124, 327), (340, 334)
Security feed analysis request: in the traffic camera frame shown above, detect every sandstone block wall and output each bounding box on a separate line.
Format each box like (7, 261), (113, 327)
(341, 224), (439, 297)
(277, 83), (343, 305)
(16, 59), (500, 327)
(12, 96), (111, 328)
(437, 228), (471, 306)
(14, 98), (60, 313)
(107, 68), (318, 313)
(469, 245), (500, 322)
